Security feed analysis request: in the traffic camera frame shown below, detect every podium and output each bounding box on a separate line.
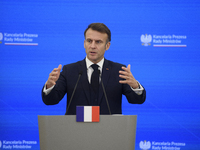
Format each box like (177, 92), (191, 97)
(38, 115), (137, 150)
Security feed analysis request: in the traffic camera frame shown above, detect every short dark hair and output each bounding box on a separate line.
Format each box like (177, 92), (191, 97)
(84, 23), (111, 42)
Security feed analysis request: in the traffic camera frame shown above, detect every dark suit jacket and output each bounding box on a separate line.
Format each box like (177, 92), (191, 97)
(42, 58), (146, 114)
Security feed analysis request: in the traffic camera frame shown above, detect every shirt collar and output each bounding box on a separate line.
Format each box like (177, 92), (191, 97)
(85, 56), (104, 70)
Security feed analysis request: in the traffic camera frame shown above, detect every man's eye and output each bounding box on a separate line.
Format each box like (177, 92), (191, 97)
(87, 39), (92, 43)
(96, 41), (101, 44)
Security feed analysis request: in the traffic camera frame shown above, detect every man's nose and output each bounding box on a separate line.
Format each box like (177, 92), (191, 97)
(90, 41), (96, 48)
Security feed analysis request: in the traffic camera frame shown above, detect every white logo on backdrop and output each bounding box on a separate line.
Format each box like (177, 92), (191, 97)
(141, 34), (152, 46)
(0, 33), (3, 41)
(0, 140), (2, 148)
(139, 140), (151, 150)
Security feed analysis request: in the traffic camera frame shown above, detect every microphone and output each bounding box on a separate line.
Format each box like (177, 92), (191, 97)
(65, 71), (83, 115)
(99, 71), (112, 115)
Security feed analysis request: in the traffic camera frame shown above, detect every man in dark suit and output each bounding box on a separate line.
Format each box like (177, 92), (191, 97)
(42, 23), (146, 114)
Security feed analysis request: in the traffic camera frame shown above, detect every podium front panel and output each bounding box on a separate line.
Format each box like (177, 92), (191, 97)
(38, 115), (137, 150)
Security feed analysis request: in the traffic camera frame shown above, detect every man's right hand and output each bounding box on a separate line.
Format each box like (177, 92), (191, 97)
(46, 64), (62, 89)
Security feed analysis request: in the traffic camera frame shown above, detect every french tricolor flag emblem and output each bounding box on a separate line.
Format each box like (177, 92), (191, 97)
(76, 106), (100, 122)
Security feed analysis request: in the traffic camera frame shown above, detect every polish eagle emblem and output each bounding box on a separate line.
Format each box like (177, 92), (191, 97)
(140, 34), (152, 46)
(139, 140), (151, 150)
(0, 33), (3, 41)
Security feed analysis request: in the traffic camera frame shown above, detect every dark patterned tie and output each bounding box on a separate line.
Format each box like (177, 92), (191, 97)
(91, 64), (99, 94)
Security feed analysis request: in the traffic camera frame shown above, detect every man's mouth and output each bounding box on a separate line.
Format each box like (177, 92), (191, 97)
(90, 51), (97, 55)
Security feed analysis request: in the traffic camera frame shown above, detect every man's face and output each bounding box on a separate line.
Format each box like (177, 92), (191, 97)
(84, 28), (110, 64)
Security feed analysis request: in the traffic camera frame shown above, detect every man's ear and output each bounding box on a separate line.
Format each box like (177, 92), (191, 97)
(84, 40), (86, 48)
(106, 42), (111, 50)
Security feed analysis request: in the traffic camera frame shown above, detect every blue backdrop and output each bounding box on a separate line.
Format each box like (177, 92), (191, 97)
(0, 0), (200, 149)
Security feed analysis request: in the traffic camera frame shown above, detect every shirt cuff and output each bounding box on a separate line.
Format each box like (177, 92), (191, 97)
(43, 82), (55, 95)
(130, 81), (144, 95)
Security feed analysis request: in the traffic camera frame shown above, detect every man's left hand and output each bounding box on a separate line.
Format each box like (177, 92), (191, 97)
(119, 64), (139, 89)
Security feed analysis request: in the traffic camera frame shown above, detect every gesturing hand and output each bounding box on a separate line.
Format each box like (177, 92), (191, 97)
(119, 64), (139, 89)
(46, 64), (62, 89)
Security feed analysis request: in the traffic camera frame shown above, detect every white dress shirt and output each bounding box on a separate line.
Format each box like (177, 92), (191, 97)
(86, 56), (104, 83)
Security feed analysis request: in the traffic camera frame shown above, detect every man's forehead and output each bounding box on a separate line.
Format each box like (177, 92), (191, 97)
(85, 29), (108, 40)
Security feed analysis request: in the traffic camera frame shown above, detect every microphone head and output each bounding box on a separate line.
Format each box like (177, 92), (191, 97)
(79, 71), (83, 75)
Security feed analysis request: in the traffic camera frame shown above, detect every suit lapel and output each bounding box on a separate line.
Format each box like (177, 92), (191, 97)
(98, 59), (111, 105)
(79, 59), (91, 105)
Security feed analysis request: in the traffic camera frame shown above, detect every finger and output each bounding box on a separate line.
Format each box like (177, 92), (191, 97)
(49, 75), (58, 80)
(52, 64), (62, 72)
(121, 66), (128, 71)
(127, 64), (131, 71)
(119, 74), (128, 80)
(58, 64), (62, 72)
(121, 67), (131, 75)
(52, 68), (59, 73)
(119, 80), (128, 84)
(119, 70), (132, 78)
(119, 70), (128, 76)
(53, 68), (60, 72)
(50, 71), (59, 76)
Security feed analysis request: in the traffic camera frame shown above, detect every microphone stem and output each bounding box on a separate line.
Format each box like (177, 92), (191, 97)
(101, 81), (112, 115)
(65, 73), (82, 115)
